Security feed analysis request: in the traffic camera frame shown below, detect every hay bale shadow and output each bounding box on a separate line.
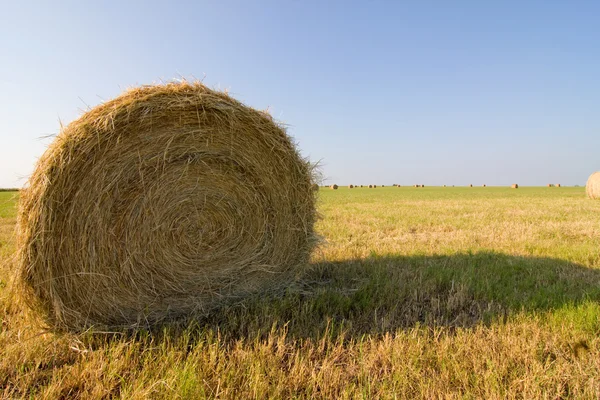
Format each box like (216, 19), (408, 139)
(190, 251), (600, 341)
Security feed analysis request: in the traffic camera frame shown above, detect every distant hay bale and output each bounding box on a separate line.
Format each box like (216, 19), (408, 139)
(547, 184), (552, 187)
(469, 184), (473, 187)
(381, 185), (385, 187)
(16, 82), (318, 331)
(373, 185), (377, 188)
(443, 185), (446, 187)
(360, 185), (363, 188)
(586, 172), (600, 199)
(368, 184), (373, 188)
(397, 185), (401, 188)
(556, 184), (561, 187)
(511, 184), (519, 189)
(482, 184), (486, 187)
(348, 184), (354, 189)
(330, 184), (338, 190)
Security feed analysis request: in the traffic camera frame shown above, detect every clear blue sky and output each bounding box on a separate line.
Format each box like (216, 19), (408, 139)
(1, 1), (599, 187)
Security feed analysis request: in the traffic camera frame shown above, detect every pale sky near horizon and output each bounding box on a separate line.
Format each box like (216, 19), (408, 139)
(1, 1), (599, 188)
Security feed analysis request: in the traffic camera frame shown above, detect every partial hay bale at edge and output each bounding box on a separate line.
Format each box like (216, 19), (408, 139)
(16, 81), (319, 332)
(586, 172), (600, 199)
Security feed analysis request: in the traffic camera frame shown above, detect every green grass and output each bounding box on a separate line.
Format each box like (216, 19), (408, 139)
(2, 187), (600, 398)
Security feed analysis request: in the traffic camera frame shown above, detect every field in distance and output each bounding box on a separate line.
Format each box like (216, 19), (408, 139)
(1, 187), (600, 398)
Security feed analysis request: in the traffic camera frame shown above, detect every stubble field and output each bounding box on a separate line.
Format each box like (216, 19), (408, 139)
(1, 186), (600, 398)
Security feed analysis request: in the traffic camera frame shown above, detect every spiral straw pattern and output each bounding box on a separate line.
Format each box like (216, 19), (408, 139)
(17, 82), (318, 331)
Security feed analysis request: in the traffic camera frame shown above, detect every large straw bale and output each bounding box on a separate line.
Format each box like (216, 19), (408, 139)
(586, 172), (600, 199)
(16, 82), (318, 331)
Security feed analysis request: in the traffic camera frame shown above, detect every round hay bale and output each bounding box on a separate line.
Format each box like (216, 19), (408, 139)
(443, 185), (446, 187)
(421, 185), (425, 188)
(547, 184), (552, 187)
(368, 184), (373, 188)
(511, 184), (519, 189)
(348, 184), (354, 189)
(16, 82), (318, 331)
(360, 185), (363, 188)
(373, 185), (377, 188)
(556, 184), (561, 187)
(312, 183), (320, 191)
(469, 184), (473, 187)
(586, 172), (600, 199)
(330, 184), (338, 190)
(397, 185), (401, 188)
(482, 184), (486, 187)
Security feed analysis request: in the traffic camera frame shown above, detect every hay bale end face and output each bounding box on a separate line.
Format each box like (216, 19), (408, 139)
(547, 184), (552, 187)
(556, 184), (561, 187)
(511, 184), (519, 189)
(16, 82), (318, 331)
(348, 184), (354, 189)
(330, 184), (338, 190)
(586, 172), (600, 199)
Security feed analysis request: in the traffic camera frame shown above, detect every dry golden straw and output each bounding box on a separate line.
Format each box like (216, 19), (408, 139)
(16, 81), (318, 331)
(586, 172), (600, 199)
